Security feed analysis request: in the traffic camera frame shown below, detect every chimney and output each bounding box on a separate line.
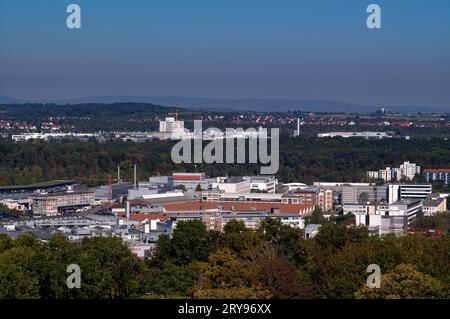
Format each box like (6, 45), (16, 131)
(134, 164), (137, 189)
(126, 201), (130, 220)
(297, 118), (300, 136)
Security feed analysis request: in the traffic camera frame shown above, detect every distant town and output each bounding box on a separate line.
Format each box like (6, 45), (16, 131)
(1, 115), (449, 260)
(1, 104), (450, 142)
(0, 106), (449, 300)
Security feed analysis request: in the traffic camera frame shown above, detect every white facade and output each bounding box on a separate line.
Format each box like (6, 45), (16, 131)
(399, 184), (432, 199)
(388, 184), (400, 204)
(379, 167), (392, 181)
(283, 182), (308, 191)
(366, 171), (379, 180)
(317, 131), (395, 139)
(244, 176), (276, 193)
(367, 161), (420, 181)
(159, 117), (185, 138)
(400, 161), (420, 180)
(12, 132), (98, 141)
(211, 177), (251, 193)
(343, 199), (422, 234)
(422, 198), (447, 216)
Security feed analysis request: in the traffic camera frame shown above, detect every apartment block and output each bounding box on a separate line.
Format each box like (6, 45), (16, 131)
(423, 169), (450, 184)
(317, 189), (333, 211)
(367, 161), (420, 181)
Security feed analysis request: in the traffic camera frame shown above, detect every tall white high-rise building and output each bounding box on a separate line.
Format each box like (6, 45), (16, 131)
(159, 117), (184, 133)
(378, 167), (392, 181)
(400, 161), (420, 180)
(367, 161), (420, 181)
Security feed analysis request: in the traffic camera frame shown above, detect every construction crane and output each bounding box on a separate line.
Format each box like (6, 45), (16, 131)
(75, 165), (137, 208)
(167, 110), (202, 120)
(75, 174), (113, 207)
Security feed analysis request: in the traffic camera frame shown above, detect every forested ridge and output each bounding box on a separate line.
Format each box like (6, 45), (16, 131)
(0, 103), (178, 120)
(0, 137), (449, 186)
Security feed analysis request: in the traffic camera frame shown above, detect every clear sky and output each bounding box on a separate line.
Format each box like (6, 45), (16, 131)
(0, 0), (449, 108)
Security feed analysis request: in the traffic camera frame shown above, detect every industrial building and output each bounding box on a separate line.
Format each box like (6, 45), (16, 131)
(172, 172), (208, 190)
(341, 185), (389, 204)
(317, 131), (395, 139)
(211, 177), (251, 193)
(343, 199), (423, 235)
(170, 212), (305, 232)
(31, 191), (95, 215)
(243, 175), (277, 193)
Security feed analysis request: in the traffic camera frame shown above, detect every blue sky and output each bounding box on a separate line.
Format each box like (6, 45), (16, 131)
(0, 0), (449, 108)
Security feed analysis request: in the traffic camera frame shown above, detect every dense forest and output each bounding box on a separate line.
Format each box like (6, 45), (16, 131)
(1, 218), (448, 299)
(0, 137), (449, 186)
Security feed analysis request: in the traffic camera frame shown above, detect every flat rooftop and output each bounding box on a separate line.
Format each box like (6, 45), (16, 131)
(223, 177), (245, 183)
(0, 180), (74, 192)
(31, 191), (94, 199)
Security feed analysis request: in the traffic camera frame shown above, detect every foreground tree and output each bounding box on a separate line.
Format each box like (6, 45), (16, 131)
(0, 246), (40, 298)
(356, 264), (448, 299)
(314, 223), (368, 250)
(192, 248), (270, 299)
(144, 262), (198, 298)
(76, 237), (145, 298)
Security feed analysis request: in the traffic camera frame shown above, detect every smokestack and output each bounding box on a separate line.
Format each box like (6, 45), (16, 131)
(134, 164), (137, 189)
(126, 201), (130, 220)
(297, 118), (300, 136)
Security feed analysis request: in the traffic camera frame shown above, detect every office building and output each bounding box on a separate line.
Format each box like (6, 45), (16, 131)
(159, 117), (184, 133)
(343, 199), (422, 235)
(243, 176), (276, 193)
(173, 172), (208, 190)
(399, 184), (432, 200)
(422, 198), (447, 216)
(423, 169), (450, 184)
(341, 185), (389, 204)
(211, 177), (251, 193)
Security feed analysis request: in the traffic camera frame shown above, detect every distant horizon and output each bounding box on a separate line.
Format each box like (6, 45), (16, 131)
(1, 93), (448, 114)
(1, 1), (449, 110)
